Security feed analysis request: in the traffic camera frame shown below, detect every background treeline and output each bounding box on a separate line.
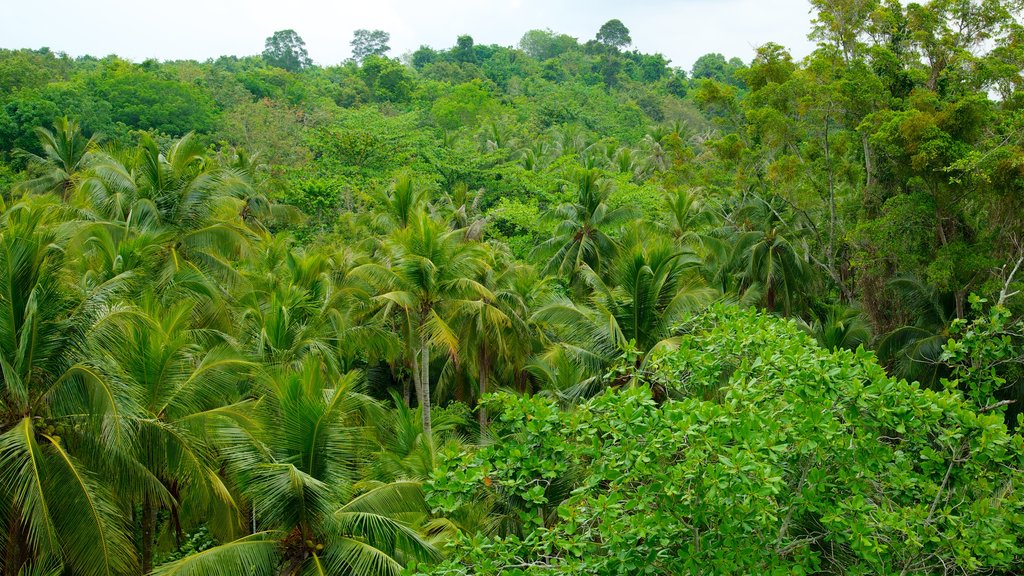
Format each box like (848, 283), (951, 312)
(1, 1), (1024, 574)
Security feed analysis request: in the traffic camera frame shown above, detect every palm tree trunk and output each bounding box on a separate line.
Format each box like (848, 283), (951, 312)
(141, 501), (156, 574)
(419, 330), (432, 439)
(6, 507), (28, 575)
(478, 346), (489, 436)
(402, 375), (411, 408)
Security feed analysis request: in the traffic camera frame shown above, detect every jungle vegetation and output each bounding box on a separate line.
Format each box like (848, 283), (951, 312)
(2, 1), (1024, 574)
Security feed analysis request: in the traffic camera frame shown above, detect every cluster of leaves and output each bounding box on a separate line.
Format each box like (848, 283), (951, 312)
(423, 307), (1024, 574)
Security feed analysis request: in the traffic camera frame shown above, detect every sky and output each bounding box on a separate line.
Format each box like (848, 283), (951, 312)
(0, 0), (818, 71)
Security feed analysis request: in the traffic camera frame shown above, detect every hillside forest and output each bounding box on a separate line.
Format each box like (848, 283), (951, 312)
(3, 1), (1024, 574)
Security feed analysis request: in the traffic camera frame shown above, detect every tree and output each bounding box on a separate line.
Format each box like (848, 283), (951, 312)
(595, 19), (631, 49)
(518, 29), (578, 60)
(15, 116), (97, 200)
(453, 35), (476, 64)
(152, 362), (438, 576)
(0, 197), (138, 576)
(534, 238), (714, 399)
(262, 29), (312, 72)
(77, 132), (251, 291)
(93, 294), (252, 572)
(533, 168), (637, 282)
(351, 29), (391, 62)
(361, 212), (488, 438)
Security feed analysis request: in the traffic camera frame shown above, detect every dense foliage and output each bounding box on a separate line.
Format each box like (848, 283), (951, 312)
(425, 308), (1024, 574)
(1, 2), (1024, 574)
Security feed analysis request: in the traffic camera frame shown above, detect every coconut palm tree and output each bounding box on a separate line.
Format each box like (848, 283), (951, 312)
(660, 187), (718, 248)
(800, 304), (872, 351)
(0, 197), (137, 576)
(449, 249), (539, 434)
(151, 361), (438, 576)
(730, 196), (812, 315)
(78, 133), (251, 285)
(359, 212), (488, 438)
(533, 168), (636, 283)
(370, 172), (429, 233)
(221, 149), (303, 233)
(16, 117), (98, 200)
(237, 239), (396, 378)
(90, 294), (254, 572)
(877, 276), (957, 388)
(534, 238), (715, 400)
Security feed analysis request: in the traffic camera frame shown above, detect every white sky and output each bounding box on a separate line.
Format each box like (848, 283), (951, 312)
(0, 0), (818, 71)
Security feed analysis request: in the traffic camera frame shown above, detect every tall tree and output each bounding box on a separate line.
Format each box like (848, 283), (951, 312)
(595, 19), (632, 49)
(534, 168), (637, 283)
(351, 29), (391, 62)
(262, 29), (312, 72)
(152, 362), (438, 576)
(0, 197), (137, 576)
(361, 212), (488, 438)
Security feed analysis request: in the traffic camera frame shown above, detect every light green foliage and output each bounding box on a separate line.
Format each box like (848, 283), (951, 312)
(424, 307), (1024, 574)
(430, 80), (496, 131)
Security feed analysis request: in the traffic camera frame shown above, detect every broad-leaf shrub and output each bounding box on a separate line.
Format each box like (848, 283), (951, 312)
(422, 307), (1024, 575)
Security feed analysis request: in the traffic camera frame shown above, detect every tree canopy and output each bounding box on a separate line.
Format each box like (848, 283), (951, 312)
(2, 1), (1024, 573)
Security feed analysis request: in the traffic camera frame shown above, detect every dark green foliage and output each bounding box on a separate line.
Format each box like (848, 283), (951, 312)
(595, 19), (631, 49)
(91, 70), (217, 135)
(262, 29), (312, 71)
(351, 29), (391, 62)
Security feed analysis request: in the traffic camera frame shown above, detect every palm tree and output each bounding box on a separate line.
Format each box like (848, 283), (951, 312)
(0, 197), (137, 576)
(236, 238), (395, 376)
(15, 117), (98, 200)
(151, 361), (438, 576)
(435, 182), (485, 241)
(359, 211), (488, 438)
(450, 249), (537, 434)
(877, 276), (957, 388)
(730, 196), (812, 315)
(533, 168), (636, 283)
(79, 133), (251, 285)
(534, 239), (715, 400)
(660, 187), (717, 248)
(800, 304), (872, 351)
(91, 294), (254, 572)
(221, 149), (303, 233)
(370, 172), (429, 233)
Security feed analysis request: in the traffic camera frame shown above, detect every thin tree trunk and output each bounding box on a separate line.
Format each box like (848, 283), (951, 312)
(401, 360), (411, 407)
(419, 329), (432, 439)
(478, 347), (489, 436)
(824, 112), (838, 293)
(141, 501), (155, 575)
(861, 133), (874, 208)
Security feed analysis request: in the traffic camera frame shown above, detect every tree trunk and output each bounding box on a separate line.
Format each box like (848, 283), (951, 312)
(861, 133), (874, 210)
(478, 347), (489, 436)
(141, 501), (155, 575)
(401, 363), (411, 408)
(419, 329), (432, 439)
(6, 507), (28, 575)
